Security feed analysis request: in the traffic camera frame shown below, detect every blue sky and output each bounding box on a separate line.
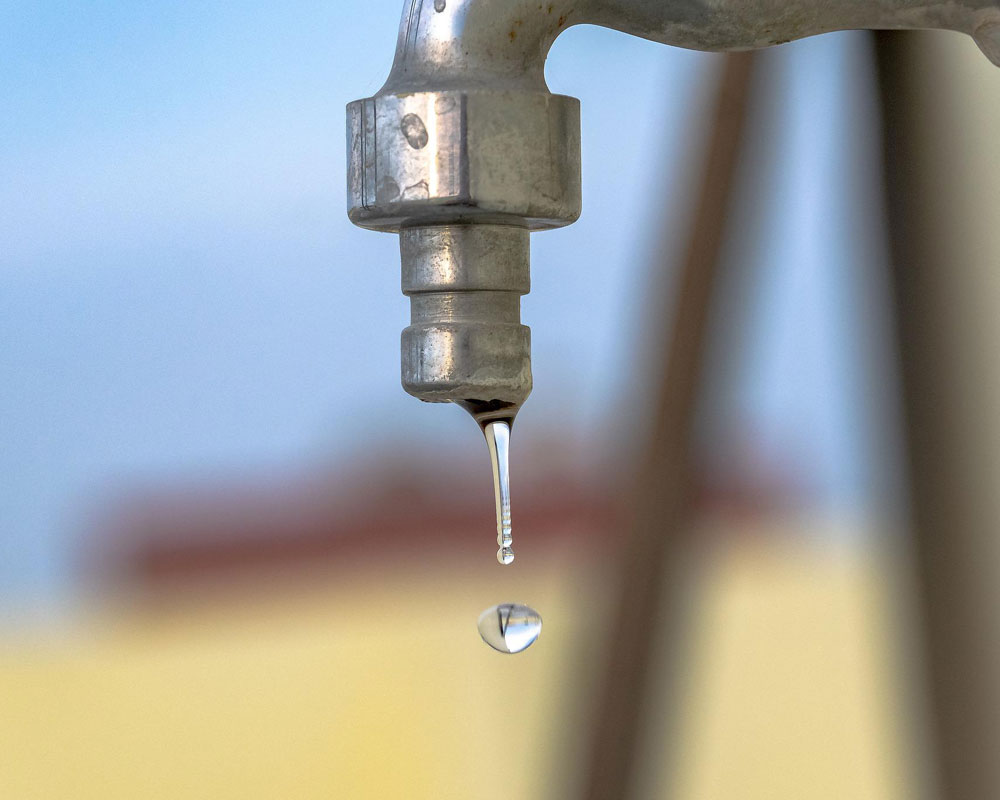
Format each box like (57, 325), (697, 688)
(0, 3), (893, 613)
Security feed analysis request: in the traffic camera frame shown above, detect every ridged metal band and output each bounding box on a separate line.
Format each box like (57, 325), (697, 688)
(400, 224), (532, 405)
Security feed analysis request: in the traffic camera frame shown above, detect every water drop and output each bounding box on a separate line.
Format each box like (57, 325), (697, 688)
(400, 113), (429, 149)
(477, 603), (542, 653)
(434, 95), (456, 114)
(484, 420), (513, 565)
(375, 175), (401, 204)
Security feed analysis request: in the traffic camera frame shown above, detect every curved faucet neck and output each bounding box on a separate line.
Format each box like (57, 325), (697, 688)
(378, 0), (1000, 97)
(380, 0), (578, 94)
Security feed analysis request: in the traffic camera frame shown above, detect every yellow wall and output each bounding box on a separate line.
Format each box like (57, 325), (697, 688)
(1, 533), (910, 799)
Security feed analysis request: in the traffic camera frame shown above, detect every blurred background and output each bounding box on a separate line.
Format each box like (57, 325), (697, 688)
(2, 2), (999, 798)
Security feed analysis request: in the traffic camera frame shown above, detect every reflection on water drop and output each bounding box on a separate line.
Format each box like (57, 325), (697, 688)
(497, 546), (514, 565)
(477, 603), (542, 654)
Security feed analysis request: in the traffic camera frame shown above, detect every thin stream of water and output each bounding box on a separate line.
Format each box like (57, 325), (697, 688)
(484, 420), (514, 564)
(461, 403), (542, 652)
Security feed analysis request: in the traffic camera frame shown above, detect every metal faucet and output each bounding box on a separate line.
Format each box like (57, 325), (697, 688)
(348, 0), (1000, 424)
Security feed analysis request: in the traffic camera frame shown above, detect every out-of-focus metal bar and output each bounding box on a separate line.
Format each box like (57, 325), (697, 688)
(579, 51), (756, 800)
(876, 30), (1000, 800)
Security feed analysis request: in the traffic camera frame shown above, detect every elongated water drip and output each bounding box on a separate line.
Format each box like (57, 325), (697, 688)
(483, 420), (513, 564)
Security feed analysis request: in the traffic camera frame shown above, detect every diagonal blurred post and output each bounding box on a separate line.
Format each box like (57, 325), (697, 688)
(579, 51), (756, 800)
(876, 30), (1000, 800)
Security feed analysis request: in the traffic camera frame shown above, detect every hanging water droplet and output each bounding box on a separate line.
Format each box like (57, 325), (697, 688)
(484, 420), (514, 565)
(477, 603), (542, 653)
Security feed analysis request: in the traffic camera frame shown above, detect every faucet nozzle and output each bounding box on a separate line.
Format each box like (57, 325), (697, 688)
(401, 224), (532, 410)
(347, 87), (581, 418)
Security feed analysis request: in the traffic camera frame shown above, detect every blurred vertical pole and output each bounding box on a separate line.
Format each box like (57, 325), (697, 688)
(876, 31), (1000, 800)
(579, 51), (755, 800)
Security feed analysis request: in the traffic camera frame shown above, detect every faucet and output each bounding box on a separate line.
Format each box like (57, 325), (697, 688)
(348, 0), (1000, 426)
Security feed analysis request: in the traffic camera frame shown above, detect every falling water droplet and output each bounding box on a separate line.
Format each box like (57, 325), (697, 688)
(477, 603), (542, 653)
(484, 420), (514, 565)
